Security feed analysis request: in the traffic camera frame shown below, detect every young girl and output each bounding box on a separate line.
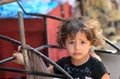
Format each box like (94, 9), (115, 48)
(13, 16), (110, 79)
(48, 16), (110, 79)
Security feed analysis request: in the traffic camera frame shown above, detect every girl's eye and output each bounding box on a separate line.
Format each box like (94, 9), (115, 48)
(68, 41), (74, 44)
(81, 41), (85, 44)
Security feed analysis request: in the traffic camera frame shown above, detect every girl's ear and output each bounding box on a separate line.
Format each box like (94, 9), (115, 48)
(89, 43), (93, 49)
(90, 42), (93, 46)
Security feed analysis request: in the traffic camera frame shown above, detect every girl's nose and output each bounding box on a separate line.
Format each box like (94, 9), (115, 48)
(75, 42), (80, 50)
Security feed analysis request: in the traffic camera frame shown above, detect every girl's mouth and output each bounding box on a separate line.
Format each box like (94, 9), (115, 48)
(73, 53), (82, 55)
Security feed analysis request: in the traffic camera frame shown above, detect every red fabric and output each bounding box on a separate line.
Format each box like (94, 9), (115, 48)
(47, 2), (72, 62)
(0, 18), (45, 78)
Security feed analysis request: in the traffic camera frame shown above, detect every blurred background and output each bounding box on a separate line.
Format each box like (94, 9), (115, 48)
(0, 0), (120, 79)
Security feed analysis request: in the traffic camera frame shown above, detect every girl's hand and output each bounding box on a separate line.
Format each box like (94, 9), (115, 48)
(12, 52), (24, 65)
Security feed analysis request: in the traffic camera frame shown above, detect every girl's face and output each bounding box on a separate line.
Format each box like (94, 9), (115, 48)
(65, 31), (92, 61)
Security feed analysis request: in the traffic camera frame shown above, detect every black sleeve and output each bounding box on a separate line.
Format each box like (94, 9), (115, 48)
(93, 61), (108, 79)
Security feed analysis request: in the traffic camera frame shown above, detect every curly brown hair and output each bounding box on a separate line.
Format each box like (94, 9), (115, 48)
(57, 16), (105, 48)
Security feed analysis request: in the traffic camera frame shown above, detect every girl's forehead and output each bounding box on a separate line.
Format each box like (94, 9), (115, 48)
(67, 32), (88, 40)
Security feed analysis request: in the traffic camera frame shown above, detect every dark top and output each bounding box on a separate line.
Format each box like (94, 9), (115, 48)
(54, 56), (108, 79)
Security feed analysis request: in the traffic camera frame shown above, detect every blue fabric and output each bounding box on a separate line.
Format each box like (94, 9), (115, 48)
(0, 0), (66, 18)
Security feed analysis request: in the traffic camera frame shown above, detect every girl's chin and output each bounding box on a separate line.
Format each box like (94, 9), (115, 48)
(72, 56), (83, 60)
(71, 54), (89, 60)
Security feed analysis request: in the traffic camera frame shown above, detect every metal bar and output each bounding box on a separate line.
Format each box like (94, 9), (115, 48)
(0, 34), (119, 55)
(103, 37), (120, 52)
(0, 35), (21, 45)
(0, 67), (66, 78)
(0, 56), (15, 64)
(18, 11), (30, 71)
(0, 0), (15, 5)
